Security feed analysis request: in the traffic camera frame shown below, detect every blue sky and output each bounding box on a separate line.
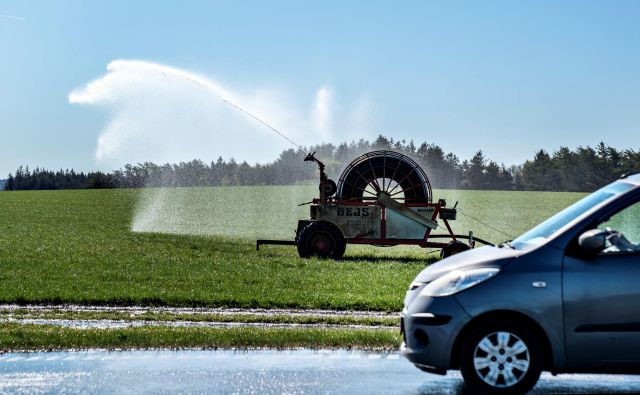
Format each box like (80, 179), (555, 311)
(1, 0), (639, 176)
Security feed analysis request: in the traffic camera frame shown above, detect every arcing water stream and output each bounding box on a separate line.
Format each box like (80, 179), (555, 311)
(69, 60), (370, 237)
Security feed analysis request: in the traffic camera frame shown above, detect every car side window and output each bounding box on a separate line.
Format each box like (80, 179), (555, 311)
(598, 201), (640, 254)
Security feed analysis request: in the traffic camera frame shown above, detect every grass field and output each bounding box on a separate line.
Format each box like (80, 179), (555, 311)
(0, 323), (400, 351)
(0, 186), (584, 312)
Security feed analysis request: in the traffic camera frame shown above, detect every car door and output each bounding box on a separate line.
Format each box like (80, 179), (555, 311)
(563, 200), (640, 363)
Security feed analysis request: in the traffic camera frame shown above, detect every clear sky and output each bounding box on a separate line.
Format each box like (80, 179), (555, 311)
(1, 0), (639, 176)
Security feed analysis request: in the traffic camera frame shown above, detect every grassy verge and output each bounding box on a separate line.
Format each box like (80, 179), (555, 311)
(0, 309), (399, 327)
(0, 323), (401, 351)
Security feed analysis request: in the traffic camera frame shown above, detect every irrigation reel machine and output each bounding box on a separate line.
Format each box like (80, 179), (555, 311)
(257, 150), (492, 259)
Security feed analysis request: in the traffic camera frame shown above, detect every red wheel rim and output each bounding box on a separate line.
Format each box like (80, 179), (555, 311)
(310, 232), (333, 255)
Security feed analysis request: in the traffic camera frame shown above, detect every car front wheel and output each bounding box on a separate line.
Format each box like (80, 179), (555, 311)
(460, 320), (542, 394)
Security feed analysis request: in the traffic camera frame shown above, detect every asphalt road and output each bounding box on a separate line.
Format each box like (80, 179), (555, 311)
(1, 350), (640, 394)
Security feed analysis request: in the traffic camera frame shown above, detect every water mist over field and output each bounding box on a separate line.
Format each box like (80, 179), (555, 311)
(69, 60), (372, 237)
(131, 186), (316, 239)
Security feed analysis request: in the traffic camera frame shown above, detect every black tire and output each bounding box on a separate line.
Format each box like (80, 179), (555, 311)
(296, 221), (346, 259)
(440, 241), (470, 259)
(460, 319), (542, 395)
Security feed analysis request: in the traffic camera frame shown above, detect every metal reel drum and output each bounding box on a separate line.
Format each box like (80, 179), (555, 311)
(337, 150), (432, 203)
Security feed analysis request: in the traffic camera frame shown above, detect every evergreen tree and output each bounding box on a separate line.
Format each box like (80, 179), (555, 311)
(498, 164), (514, 190)
(6, 174), (15, 191)
(484, 161), (502, 190)
(520, 150), (560, 191)
(464, 151), (487, 189)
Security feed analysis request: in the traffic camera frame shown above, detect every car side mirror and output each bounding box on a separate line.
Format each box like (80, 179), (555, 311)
(578, 229), (606, 256)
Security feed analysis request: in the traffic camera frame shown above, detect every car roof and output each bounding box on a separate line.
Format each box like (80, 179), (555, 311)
(622, 173), (640, 186)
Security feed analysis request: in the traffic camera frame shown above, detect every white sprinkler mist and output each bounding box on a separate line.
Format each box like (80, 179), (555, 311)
(69, 59), (372, 236)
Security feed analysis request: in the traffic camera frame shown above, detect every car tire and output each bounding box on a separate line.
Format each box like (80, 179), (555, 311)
(440, 241), (470, 259)
(459, 319), (542, 395)
(296, 221), (346, 259)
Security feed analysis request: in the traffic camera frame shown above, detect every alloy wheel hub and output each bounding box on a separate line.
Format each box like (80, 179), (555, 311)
(473, 331), (530, 388)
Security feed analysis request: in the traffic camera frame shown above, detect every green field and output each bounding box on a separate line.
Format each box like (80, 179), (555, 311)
(0, 186), (584, 312)
(0, 323), (400, 352)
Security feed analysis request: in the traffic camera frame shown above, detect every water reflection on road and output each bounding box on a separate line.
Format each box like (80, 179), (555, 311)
(1, 349), (639, 394)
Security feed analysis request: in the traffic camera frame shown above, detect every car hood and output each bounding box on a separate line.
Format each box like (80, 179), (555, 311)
(414, 245), (519, 283)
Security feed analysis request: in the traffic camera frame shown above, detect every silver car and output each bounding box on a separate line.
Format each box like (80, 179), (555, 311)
(401, 173), (640, 394)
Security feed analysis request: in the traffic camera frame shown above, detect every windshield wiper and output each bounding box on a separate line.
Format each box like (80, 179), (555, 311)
(498, 240), (514, 249)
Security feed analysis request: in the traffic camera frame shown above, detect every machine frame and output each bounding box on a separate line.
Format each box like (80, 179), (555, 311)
(257, 151), (492, 258)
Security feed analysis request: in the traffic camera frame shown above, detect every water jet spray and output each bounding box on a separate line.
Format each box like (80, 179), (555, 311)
(222, 99), (302, 150)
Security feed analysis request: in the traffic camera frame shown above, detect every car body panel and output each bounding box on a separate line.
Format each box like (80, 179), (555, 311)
(401, 292), (471, 371)
(563, 252), (640, 364)
(412, 246), (519, 284)
(454, 245), (566, 369)
(402, 174), (640, 376)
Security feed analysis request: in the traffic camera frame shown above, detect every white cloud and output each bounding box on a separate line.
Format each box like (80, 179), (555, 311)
(0, 14), (24, 21)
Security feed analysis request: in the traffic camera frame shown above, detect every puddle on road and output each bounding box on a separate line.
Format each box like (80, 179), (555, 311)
(1, 350), (640, 394)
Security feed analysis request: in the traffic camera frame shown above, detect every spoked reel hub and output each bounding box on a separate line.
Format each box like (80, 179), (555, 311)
(337, 150), (432, 204)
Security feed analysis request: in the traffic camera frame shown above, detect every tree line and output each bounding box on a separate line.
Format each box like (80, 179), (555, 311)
(4, 136), (640, 192)
(4, 167), (115, 191)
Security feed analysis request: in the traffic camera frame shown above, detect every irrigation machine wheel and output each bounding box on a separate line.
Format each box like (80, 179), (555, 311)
(296, 221), (346, 259)
(440, 241), (471, 259)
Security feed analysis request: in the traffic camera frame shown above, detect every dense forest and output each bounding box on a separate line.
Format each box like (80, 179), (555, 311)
(4, 135), (640, 192)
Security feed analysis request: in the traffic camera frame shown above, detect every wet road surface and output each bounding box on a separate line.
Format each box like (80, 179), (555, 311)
(2, 349), (640, 394)
(0, 317), (391, 330)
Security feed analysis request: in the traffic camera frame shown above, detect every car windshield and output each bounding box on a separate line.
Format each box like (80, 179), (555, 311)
(510, 181), (635, 250)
